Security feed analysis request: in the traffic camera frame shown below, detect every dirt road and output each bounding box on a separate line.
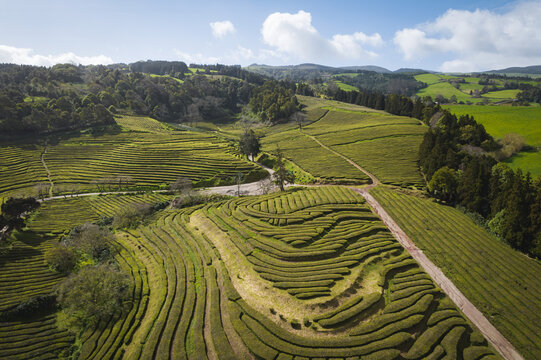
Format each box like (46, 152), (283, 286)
(353, 188), (522, 360)
(305, 129), (523, 359)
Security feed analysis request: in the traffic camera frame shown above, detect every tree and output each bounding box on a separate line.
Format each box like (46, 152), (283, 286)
(428, 166), (458, 203)
(239, 129), (261, 161)
(56, 264), (129, 327)
(170, 177), (193, 194)
(112, 204), (152, 229)
(0, 197), (40, 243)
(236, 172), (244, 196)
(63, 223), (114, 261)
(272, 147), (295, 191)
(291, 111), (307, 130)
(45, 245), (76, 273)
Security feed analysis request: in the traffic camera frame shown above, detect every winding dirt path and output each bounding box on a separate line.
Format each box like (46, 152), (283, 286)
(35, 140), (523, 359)
(304, 132), (522, 360)
(40, 140), (54, 197)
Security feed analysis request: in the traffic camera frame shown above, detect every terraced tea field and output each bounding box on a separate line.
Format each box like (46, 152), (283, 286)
(0, 116), (266, 200)
(0, 193), (173, 359)
(371, 186), (541, 359)
(59, 187), (498, 359)
(263, 98), (426, 187)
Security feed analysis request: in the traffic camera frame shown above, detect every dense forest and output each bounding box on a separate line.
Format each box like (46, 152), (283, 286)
(333, 71), (423, 96)
(331, 87), (541, 258)
(0, 62), (298, 135)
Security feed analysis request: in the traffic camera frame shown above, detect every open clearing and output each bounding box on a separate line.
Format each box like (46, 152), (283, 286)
(443, 105), (541, 175)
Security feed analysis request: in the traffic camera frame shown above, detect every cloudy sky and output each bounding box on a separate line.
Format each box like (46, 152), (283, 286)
(1, 0), (540, 72)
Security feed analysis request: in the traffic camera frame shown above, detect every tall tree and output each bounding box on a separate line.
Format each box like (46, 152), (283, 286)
(239, 129), (261, 161)
(272, 147), (295, 192)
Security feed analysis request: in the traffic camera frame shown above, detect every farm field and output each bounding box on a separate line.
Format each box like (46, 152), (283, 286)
(0, 116), (266, 200)
(81, 186), (499, 359)
(371, 186), (541, 359)
(414, 73), (530, 103)
(443, 105), (541, 175)
(0, 192), (173, 359)
(263, 97), (426, 187)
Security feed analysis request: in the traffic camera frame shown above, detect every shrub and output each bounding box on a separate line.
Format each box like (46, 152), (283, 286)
(45, 245), (76, 273)
(113, 203), (152, 229)
(56, 263), (130, 328)
(64, 223), (114, 261)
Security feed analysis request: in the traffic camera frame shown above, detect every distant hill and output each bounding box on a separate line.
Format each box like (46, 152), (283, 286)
(485, 65), (541, 75)
(339, 65), (391, 73)
(394, 68), (434, 74)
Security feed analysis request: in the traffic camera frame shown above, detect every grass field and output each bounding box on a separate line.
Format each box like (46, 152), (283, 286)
(0, 116), (266, 200)
(263, 97), (426, 187)
(443, 105), (541, 175)
(414, 74), (523, 104)
(371, 186), (541, 359)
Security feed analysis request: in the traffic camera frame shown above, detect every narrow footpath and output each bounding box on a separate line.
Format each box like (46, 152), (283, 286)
(40, 139), (54, 197)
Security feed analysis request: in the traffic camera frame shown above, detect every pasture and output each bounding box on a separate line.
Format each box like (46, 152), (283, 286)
(371, 186), (541, 359)
(443, 105), (541, 175)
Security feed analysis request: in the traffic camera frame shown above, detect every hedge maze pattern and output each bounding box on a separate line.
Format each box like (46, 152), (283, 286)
(75, 187), (499, 359)
(371, 186), (541, 360)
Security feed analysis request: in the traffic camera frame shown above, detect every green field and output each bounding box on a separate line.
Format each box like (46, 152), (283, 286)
(263, 97), (426, 187)
(371, 187), (541, 359)
(443, 105), (541, 175)
(414, 74), (522, 104)
(0, 116), (266, 200)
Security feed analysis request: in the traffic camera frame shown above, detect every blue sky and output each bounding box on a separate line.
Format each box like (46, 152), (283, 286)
(1, 0), (540, 71)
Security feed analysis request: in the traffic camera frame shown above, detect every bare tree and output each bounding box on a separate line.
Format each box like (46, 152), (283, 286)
(170, 177), (193, 194)
(291, 111), (307, 130)
(236, 172), (244, 196)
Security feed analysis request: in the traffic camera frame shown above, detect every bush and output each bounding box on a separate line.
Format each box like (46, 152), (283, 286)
(63, 223), (114, 261)
(113, 203), (152, 229)
(170, 193), (229, 209)
(45, 245), (76, 273)
(56, 263), (129, 328)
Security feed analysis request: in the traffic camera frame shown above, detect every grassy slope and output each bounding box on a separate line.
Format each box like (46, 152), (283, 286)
(414, 73), (523, 104)
(443, 105), (541, 175)
(371, 186), (541, 360)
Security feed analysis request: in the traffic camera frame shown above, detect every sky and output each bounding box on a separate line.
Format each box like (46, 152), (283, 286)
(1, 0), (541, 72)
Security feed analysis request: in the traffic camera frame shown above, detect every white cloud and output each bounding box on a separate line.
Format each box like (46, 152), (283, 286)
(261, 10), (383, 62)
(393, 1), (541, 71)
(210, 20), (236, 39)
(174, 50), (220, 64)
(0, 45), (113, 66)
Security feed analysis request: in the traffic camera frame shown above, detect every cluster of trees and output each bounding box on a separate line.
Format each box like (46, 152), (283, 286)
(0, 61), (273, 135)
(0, 197), (40, 244)
(517, 85), (541, 104)
(332, 88), (441, 123)
(44, 222), (129, 328)
(0, 64), (115, 134)
(420, 112), (541, 258)
(249, 81), (298, 123)
(333, 72), (424, 96)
